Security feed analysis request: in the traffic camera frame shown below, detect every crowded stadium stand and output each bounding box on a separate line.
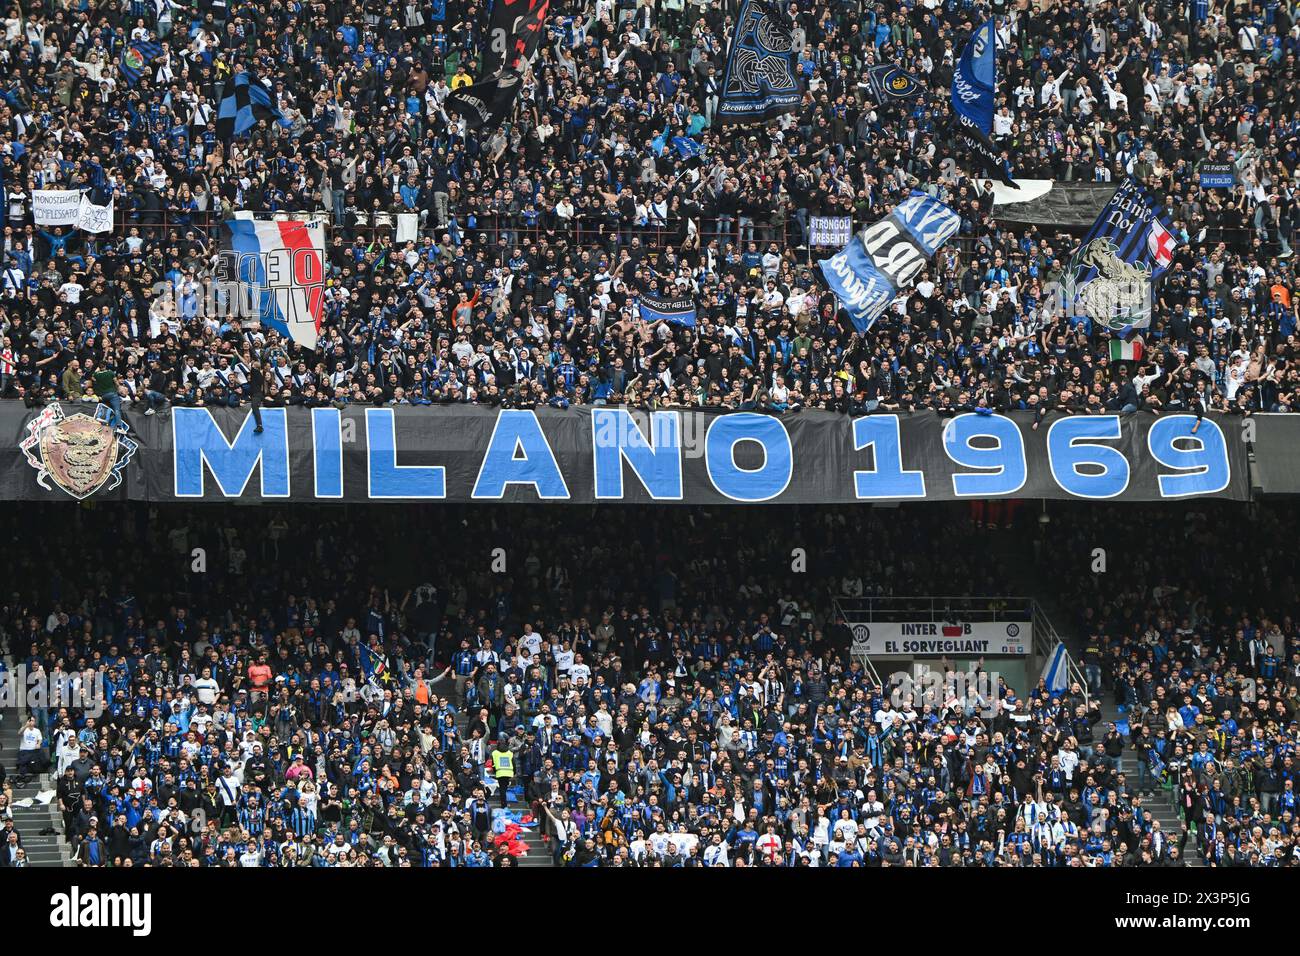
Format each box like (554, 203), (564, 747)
(0, 501), (1296, 868)
(1, 0), (1299, 878)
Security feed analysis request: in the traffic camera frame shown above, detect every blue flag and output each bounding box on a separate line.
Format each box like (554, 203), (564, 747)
(119, 41), (163, 86)
(671, 136), (705, 161)
(819, 192), (960, 332)
(866, 64), (926, 104)
(1065, 178), (1178, 334)
(952, 19), (996, 135)
(718, 0), (801, 125)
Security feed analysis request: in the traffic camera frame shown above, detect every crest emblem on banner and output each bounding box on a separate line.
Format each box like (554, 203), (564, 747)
(20, 403), (137, 499)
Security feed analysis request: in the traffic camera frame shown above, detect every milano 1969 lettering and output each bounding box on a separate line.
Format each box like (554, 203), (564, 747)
(168, 408), (1234, 502)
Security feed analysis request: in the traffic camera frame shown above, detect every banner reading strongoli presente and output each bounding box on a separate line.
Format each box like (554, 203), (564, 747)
(808, 216), (852, 248)
(0, 404), (1252, 504)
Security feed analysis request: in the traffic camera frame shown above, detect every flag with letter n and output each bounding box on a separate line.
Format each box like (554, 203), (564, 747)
(216, 71), (290, 142)
(718, 0), (801, 125)
(818, 191), (960, 332)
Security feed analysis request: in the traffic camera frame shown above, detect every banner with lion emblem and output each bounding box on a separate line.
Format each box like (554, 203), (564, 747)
(19, 403), (137, 500)
(718, 0), (801, 125)
(1064, 178), (1179, 334)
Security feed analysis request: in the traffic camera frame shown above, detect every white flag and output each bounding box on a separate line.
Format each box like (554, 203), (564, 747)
(77, 195), (115, 234)
(33, 189), (82, 226)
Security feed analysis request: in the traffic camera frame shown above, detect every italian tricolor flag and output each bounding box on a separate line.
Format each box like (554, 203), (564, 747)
(1109, 338), (1144, 362)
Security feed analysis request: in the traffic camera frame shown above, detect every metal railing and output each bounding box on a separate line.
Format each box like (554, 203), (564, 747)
(833, 595), (1033, 624)
(101, 207), (797, 252)
(852, 652), (884, 690)
(70, 203), (1290, 268)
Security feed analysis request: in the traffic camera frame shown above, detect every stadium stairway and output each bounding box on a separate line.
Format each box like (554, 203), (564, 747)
(453, 709), (553, 867)
(1096, 695), (1203, 867)
(0, 657), (73, 867)
(990, 523), (1205, 866)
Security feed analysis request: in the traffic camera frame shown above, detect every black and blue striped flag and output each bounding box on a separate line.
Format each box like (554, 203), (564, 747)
(1065, 177), (1179, 333)
(119, 40), (162, 86)
(216, 72), (290, 142)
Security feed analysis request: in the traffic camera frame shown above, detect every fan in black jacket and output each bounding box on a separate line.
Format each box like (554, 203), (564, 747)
(1169, 366), (1208, 431)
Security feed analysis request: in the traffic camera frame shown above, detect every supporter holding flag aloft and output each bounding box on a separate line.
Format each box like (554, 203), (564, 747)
(949, 19), (1017, 187)
(445, 69), (525, 132)
(819, 191), (960, 332)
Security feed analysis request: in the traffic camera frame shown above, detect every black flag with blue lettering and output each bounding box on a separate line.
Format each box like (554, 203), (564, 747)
(718, 0), (802, 125)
